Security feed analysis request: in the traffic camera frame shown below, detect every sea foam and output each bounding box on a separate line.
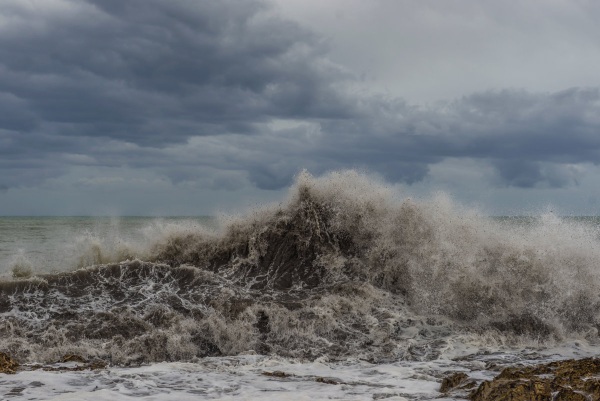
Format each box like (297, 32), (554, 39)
(1, 170), (600, 365)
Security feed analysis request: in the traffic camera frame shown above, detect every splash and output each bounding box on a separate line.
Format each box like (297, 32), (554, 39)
(9, 251), (33, 279)
(1, 170), (600, 365)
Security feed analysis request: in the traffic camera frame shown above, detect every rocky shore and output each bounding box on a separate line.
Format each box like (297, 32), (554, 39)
(442, 357), (600, 400)
(4, 350), (600, 400)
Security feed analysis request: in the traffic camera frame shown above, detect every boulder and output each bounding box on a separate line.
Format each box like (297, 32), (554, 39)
(440, 372), (474, 393)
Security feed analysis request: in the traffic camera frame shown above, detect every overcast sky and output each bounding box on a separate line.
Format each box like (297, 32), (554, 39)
(1, 0), (600, 216)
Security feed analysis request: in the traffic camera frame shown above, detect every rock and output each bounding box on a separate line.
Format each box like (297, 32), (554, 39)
(0, 352), (19, 374)
(61, 354), (86, 363)
(440, 372), (473, 393)
(315, 377), (342, 385)
(470, 357), (600, 401)
(262, 370), (292, 378)
(554, 389), (587, 401)
(471, 379), (550, 401)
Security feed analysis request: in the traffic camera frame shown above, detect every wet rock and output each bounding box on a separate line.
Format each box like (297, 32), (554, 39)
(86, 360), (108, 370)
(440, 372), (474, 393)
(470, 358), (600, 401)
(0, 352), (19, 374)
(315, 377), (342, 385)
(262, 370), (292, 378)
(554, 389), (588, 401)
(471, 379), (550, 401)
(61, 354), (86, 363)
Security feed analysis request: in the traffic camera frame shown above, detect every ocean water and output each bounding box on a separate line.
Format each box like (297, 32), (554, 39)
(2, 171), (600, 400)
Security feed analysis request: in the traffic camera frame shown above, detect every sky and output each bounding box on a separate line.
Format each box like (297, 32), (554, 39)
(1, 0), (600, 216)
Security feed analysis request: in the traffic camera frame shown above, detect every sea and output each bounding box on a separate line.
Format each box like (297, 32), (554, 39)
(2, 171), (600, 400)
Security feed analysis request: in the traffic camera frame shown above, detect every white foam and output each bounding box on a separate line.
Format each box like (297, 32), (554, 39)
(6, 345), (600, 400)
(3, 170), (600, 370)
(0, 356), (448, 400)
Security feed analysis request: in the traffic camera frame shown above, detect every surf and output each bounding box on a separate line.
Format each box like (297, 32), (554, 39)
(1, 170), (600, 365)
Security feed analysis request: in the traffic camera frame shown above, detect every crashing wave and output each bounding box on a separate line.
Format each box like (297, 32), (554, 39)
(2, 170), (600, 364)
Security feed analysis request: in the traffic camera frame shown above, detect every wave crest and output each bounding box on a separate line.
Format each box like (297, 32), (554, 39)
(2, 170), (600, 363)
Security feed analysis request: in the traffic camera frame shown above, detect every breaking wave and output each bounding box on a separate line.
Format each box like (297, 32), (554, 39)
(2, 170), (600, 365)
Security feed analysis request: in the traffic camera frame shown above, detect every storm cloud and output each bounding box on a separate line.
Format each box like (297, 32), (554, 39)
(1, 0), (600, 212)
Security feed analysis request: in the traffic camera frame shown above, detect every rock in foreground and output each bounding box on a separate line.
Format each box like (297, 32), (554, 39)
(471, 358), (600, 401)
(0, 351), (19, 374)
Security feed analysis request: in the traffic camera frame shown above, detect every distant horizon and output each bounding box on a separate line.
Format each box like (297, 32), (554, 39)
(0, 215), (213, 218)
(2, 214), (599, 218)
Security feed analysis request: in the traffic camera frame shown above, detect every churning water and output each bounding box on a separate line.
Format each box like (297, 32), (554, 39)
(2, 170), (600, 400)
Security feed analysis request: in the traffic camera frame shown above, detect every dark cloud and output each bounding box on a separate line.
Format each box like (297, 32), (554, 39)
(493, 160), (583, 189)
(1, 0), (600, 195)
(493, 160), (544, 188)
(247, 164), (300, 190)
(0, 0), (347, 143)
(237, 87), (600, 189)
(0, 94), (37, 131)
(445, 89), (600, 162)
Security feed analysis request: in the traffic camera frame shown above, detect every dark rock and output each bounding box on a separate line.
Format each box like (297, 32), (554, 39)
(262, 370), (292, 378)
(440, 372), (474, 393)
(86, 360), (108, 370)
(315, 377), (342, 385)
(471, 379), (551, 401)
(61, 354), (86, 363)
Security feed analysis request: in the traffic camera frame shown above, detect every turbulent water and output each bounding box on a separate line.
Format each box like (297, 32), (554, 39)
(2, 171), (600, 399)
